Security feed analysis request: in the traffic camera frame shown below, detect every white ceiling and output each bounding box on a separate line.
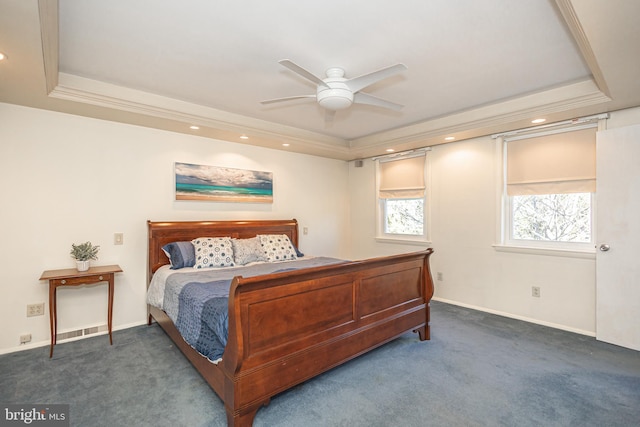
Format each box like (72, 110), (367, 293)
(1, 0), (639, 160)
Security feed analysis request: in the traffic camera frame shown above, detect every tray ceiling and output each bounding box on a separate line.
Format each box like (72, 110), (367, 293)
(1, 0), (639, 159)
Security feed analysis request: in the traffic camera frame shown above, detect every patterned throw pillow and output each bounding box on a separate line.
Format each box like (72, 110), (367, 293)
(162, 241), (196, 269)
(191, 237), (235, 269)
(258, 234), (299, 262)
(232, 237), (267, 265)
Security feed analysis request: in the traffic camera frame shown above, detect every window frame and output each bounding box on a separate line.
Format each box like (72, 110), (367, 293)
(495, 120), (601, 256)
(375, 151), (431, 245)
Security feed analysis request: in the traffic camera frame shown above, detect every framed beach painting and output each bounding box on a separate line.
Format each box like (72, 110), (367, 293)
(175, 162), (273, 203)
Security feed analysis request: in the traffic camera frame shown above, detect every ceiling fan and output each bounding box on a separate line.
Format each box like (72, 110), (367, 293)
(261, 59), (407, 118)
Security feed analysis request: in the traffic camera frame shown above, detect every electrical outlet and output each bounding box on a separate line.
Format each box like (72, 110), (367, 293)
(27, 303), (44, 317)
(20, 334), (31, 344)
(437, 272), (443, 281)
(532, 286), (541, 298)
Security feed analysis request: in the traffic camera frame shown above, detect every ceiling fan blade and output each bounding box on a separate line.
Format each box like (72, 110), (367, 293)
(353, 92), (404, 111)
(261, 94), (316, 105)
(345, 63), (407, 93)
(279, 59), (330, 89)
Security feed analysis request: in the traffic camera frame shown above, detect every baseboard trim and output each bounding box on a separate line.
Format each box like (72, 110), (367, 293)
(0, 320), (148, 355)
(3, 302), (595, 355)
(432, 297), (595, 337)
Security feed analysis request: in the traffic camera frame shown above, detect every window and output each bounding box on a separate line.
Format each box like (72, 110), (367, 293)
(376, 152), (429, 243)
(511, 193), (592, 243)
(384, 198), (424, 235)
(503, 125), (596, 251)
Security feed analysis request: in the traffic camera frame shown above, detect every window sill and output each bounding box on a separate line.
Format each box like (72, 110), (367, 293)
(492, 244), (595, 259)
(375, 237), (432, 247)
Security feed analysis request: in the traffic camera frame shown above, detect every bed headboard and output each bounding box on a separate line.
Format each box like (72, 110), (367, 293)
(147, 219), (299, 283)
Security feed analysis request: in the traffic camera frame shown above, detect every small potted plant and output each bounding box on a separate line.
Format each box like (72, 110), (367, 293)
(70, 241), (100, 271)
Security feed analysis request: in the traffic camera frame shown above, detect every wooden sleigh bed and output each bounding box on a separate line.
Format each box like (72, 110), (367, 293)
(147, 219), (434, 426)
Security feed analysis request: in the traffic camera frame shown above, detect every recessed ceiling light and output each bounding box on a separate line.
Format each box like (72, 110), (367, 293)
(386, 149), (395, 153)
(445, 136), (455, 141)
(0, 52), (7, 61)
(189, 125), (199, 130)
(282, 143), (290, 147)
(531, 118), (546, 124)
(240, 135), (249, 140)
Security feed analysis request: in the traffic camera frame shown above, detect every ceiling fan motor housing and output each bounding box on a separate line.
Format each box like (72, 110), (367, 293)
(317, 68), (353, 110)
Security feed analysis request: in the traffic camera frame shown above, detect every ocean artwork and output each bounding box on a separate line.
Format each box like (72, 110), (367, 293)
(175, 162), (273, 203)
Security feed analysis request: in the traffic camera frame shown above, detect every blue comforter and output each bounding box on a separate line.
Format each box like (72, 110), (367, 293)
(162, 257), (344, 362)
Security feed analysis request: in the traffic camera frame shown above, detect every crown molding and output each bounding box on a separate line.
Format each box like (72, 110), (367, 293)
(38, 0), (58, 94)
(554, 0), (610, 97)
(50, 73), (350, 153)
(348, 79), (610, 154)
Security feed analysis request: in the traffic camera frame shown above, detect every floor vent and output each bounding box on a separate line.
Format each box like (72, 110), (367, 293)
(56, 324), (108, 342)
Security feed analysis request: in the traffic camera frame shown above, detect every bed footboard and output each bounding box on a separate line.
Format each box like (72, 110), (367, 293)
(221, 249), (434, 426)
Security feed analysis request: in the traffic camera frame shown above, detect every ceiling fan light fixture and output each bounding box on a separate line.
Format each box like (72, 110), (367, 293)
(317, 86), (353, 111)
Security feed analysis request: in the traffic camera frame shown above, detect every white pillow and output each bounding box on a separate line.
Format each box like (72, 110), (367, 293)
(232, 237), (267, 265)
(258, 234), (298, 262)
(191, 237), (235, 268)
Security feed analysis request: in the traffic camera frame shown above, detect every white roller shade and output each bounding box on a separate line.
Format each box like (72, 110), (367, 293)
(379, 154), (426, 199)
(507, 127), (596, 196)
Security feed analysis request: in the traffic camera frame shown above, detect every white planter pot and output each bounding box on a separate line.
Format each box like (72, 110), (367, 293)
(76, 260), (90, 272)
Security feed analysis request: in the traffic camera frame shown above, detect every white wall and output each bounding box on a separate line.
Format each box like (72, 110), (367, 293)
(349, 106), (640, 336)
(3, 101), (639, 354)
(0, 102), (350, 354)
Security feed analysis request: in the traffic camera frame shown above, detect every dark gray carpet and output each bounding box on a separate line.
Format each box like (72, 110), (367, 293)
(1, 301), (638, 426)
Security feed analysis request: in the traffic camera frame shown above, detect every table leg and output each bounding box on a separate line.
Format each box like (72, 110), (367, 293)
(48, 283), (56, 358)
(108, 275), (114, 345)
